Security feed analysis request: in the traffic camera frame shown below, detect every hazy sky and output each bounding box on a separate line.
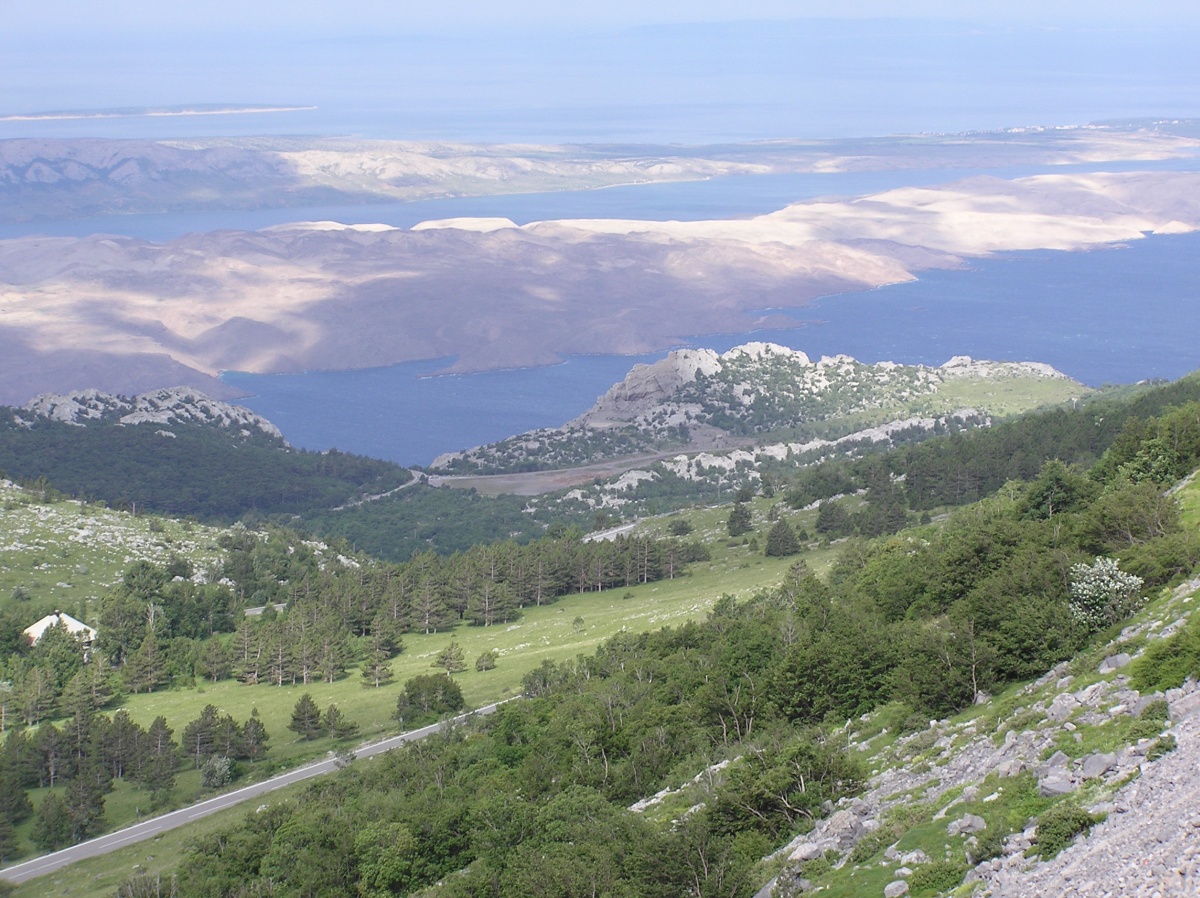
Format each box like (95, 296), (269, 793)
(3, 1), (1198, 143)
(11, 0), (1200, 33)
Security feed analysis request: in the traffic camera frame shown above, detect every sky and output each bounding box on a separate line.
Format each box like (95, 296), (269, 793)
(9, 0), (1200, 32)
(3, 2), (1198, 143)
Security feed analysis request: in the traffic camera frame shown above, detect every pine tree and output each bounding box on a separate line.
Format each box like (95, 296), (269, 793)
(31, 793), (71, 851)
(0, 811), (20, 863)
(123, 631), (167, 694)
(324, 704), (359, 740)
(475, 650), (497, 672)
(360, 635), (395, 689)
(288, 693), (322, 741)
(432, 641), (466, 674)
(181, 705), (219, 768)
(727, 501), (753, 537)
(765, 519), (802, 557)
(64, 770), (106, 843)
(212, 714), (245, 759)
(139, 716), (177, 805)
(241, 709), (270, 762)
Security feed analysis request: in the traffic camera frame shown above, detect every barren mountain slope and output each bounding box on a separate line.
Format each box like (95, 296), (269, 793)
(1, 170), (1198, 403)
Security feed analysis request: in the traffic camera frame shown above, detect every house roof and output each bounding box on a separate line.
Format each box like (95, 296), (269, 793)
(23, 611), (97, 643)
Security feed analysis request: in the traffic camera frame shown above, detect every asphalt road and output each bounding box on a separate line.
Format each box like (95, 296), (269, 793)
(0, 701), (507, 885)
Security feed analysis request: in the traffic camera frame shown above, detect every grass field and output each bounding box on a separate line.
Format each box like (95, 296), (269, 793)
(110, 498), (814, 763)
(3, 496), (826, 895)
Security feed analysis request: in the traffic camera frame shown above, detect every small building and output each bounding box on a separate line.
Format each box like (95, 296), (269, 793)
(23, 610), (97, 647)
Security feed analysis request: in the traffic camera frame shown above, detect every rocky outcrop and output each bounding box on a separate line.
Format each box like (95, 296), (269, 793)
(16, 386), (284, 441)
(765, 576), (1200, 898)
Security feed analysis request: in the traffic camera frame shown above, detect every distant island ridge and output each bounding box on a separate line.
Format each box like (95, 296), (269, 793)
(0, 104), (316, 122)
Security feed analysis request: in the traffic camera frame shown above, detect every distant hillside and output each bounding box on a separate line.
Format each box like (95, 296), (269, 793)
(0, 387), (411, 520)
(430, 343), (1085, 475)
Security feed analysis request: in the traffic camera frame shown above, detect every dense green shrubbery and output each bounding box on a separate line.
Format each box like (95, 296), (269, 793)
(1131, 615), (1200, 692)
(908, 859), (967, 893)
(1032, 805), (1101, 858)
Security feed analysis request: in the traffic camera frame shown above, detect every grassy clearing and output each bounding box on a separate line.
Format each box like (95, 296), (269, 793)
(0, 481), (227, 615)
(112, 522), (803, 753)
(928, 375), (1085, 418)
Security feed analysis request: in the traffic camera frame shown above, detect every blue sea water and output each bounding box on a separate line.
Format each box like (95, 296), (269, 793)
(223, 231), (1200, 467)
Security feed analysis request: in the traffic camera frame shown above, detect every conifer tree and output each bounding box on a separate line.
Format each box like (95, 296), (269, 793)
(139, 716), (177, 804)
(361, 634), (395, 689)
(765, 519), (802, 557)
(181, 705), (220, 768)
(31, 793), (71, 851)
(242, 709), (270, 762)
(324, 704), (359, 740)
(432, 641), (466, 674)
(727, 501), (753, 537)
(288, 692), (322, 741)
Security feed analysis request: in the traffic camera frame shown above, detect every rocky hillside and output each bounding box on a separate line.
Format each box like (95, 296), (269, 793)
(431, 343), (1082, 475)
(755, 573), (1200, 898)
(15, 386), (285, 441)
(0, 387), (411, 521)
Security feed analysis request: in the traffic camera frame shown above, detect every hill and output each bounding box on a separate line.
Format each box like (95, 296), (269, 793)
(429, 343), (1084, 475)
(0, 387), (411, 520)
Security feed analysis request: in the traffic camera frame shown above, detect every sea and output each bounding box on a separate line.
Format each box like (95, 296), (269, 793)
(4, 18), (1200, 465)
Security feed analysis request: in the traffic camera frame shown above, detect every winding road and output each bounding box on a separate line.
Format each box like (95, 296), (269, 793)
(0, 701), (508, 886)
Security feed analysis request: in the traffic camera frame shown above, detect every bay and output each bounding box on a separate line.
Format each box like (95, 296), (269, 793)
(223, 231), (1200, 467)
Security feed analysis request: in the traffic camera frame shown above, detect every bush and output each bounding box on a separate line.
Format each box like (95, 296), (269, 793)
(908, 860), (966, 892)
(200, 756), (233, 789)
(848, 830), (890, 864)
(668, 518), (694, 536)
(1068, 557), (1144, 632)
(968, 829), (1009, 864)
(1147, 733), (1177, 761)
(1032, 805), (1100, 858)
(1128, 698), (1170, 740)
(395, 673), (465, 727)
(1131, 616), (1200, 691)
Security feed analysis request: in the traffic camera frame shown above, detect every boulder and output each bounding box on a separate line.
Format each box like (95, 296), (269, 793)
(948, 813), (987, 835)
(1038, 774), (1076, 798)
(825, 809), (864, 849)
(1099, 653), (1132, 674)
(1080, 752), (1116, 780)
(1132, 693), (1164, 717)
(1047, 694), (1080, 722)
(900, 849), (928, 866)
(994, 758), (1028, 778)
(1169, 690), (1200, 722)
(790, 843), (824, 862)
(1038, 750), (1071, 774)
(884, 881), (910, 898)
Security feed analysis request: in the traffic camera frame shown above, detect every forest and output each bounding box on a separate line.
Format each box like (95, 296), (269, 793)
(0, 413), (411, 521)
